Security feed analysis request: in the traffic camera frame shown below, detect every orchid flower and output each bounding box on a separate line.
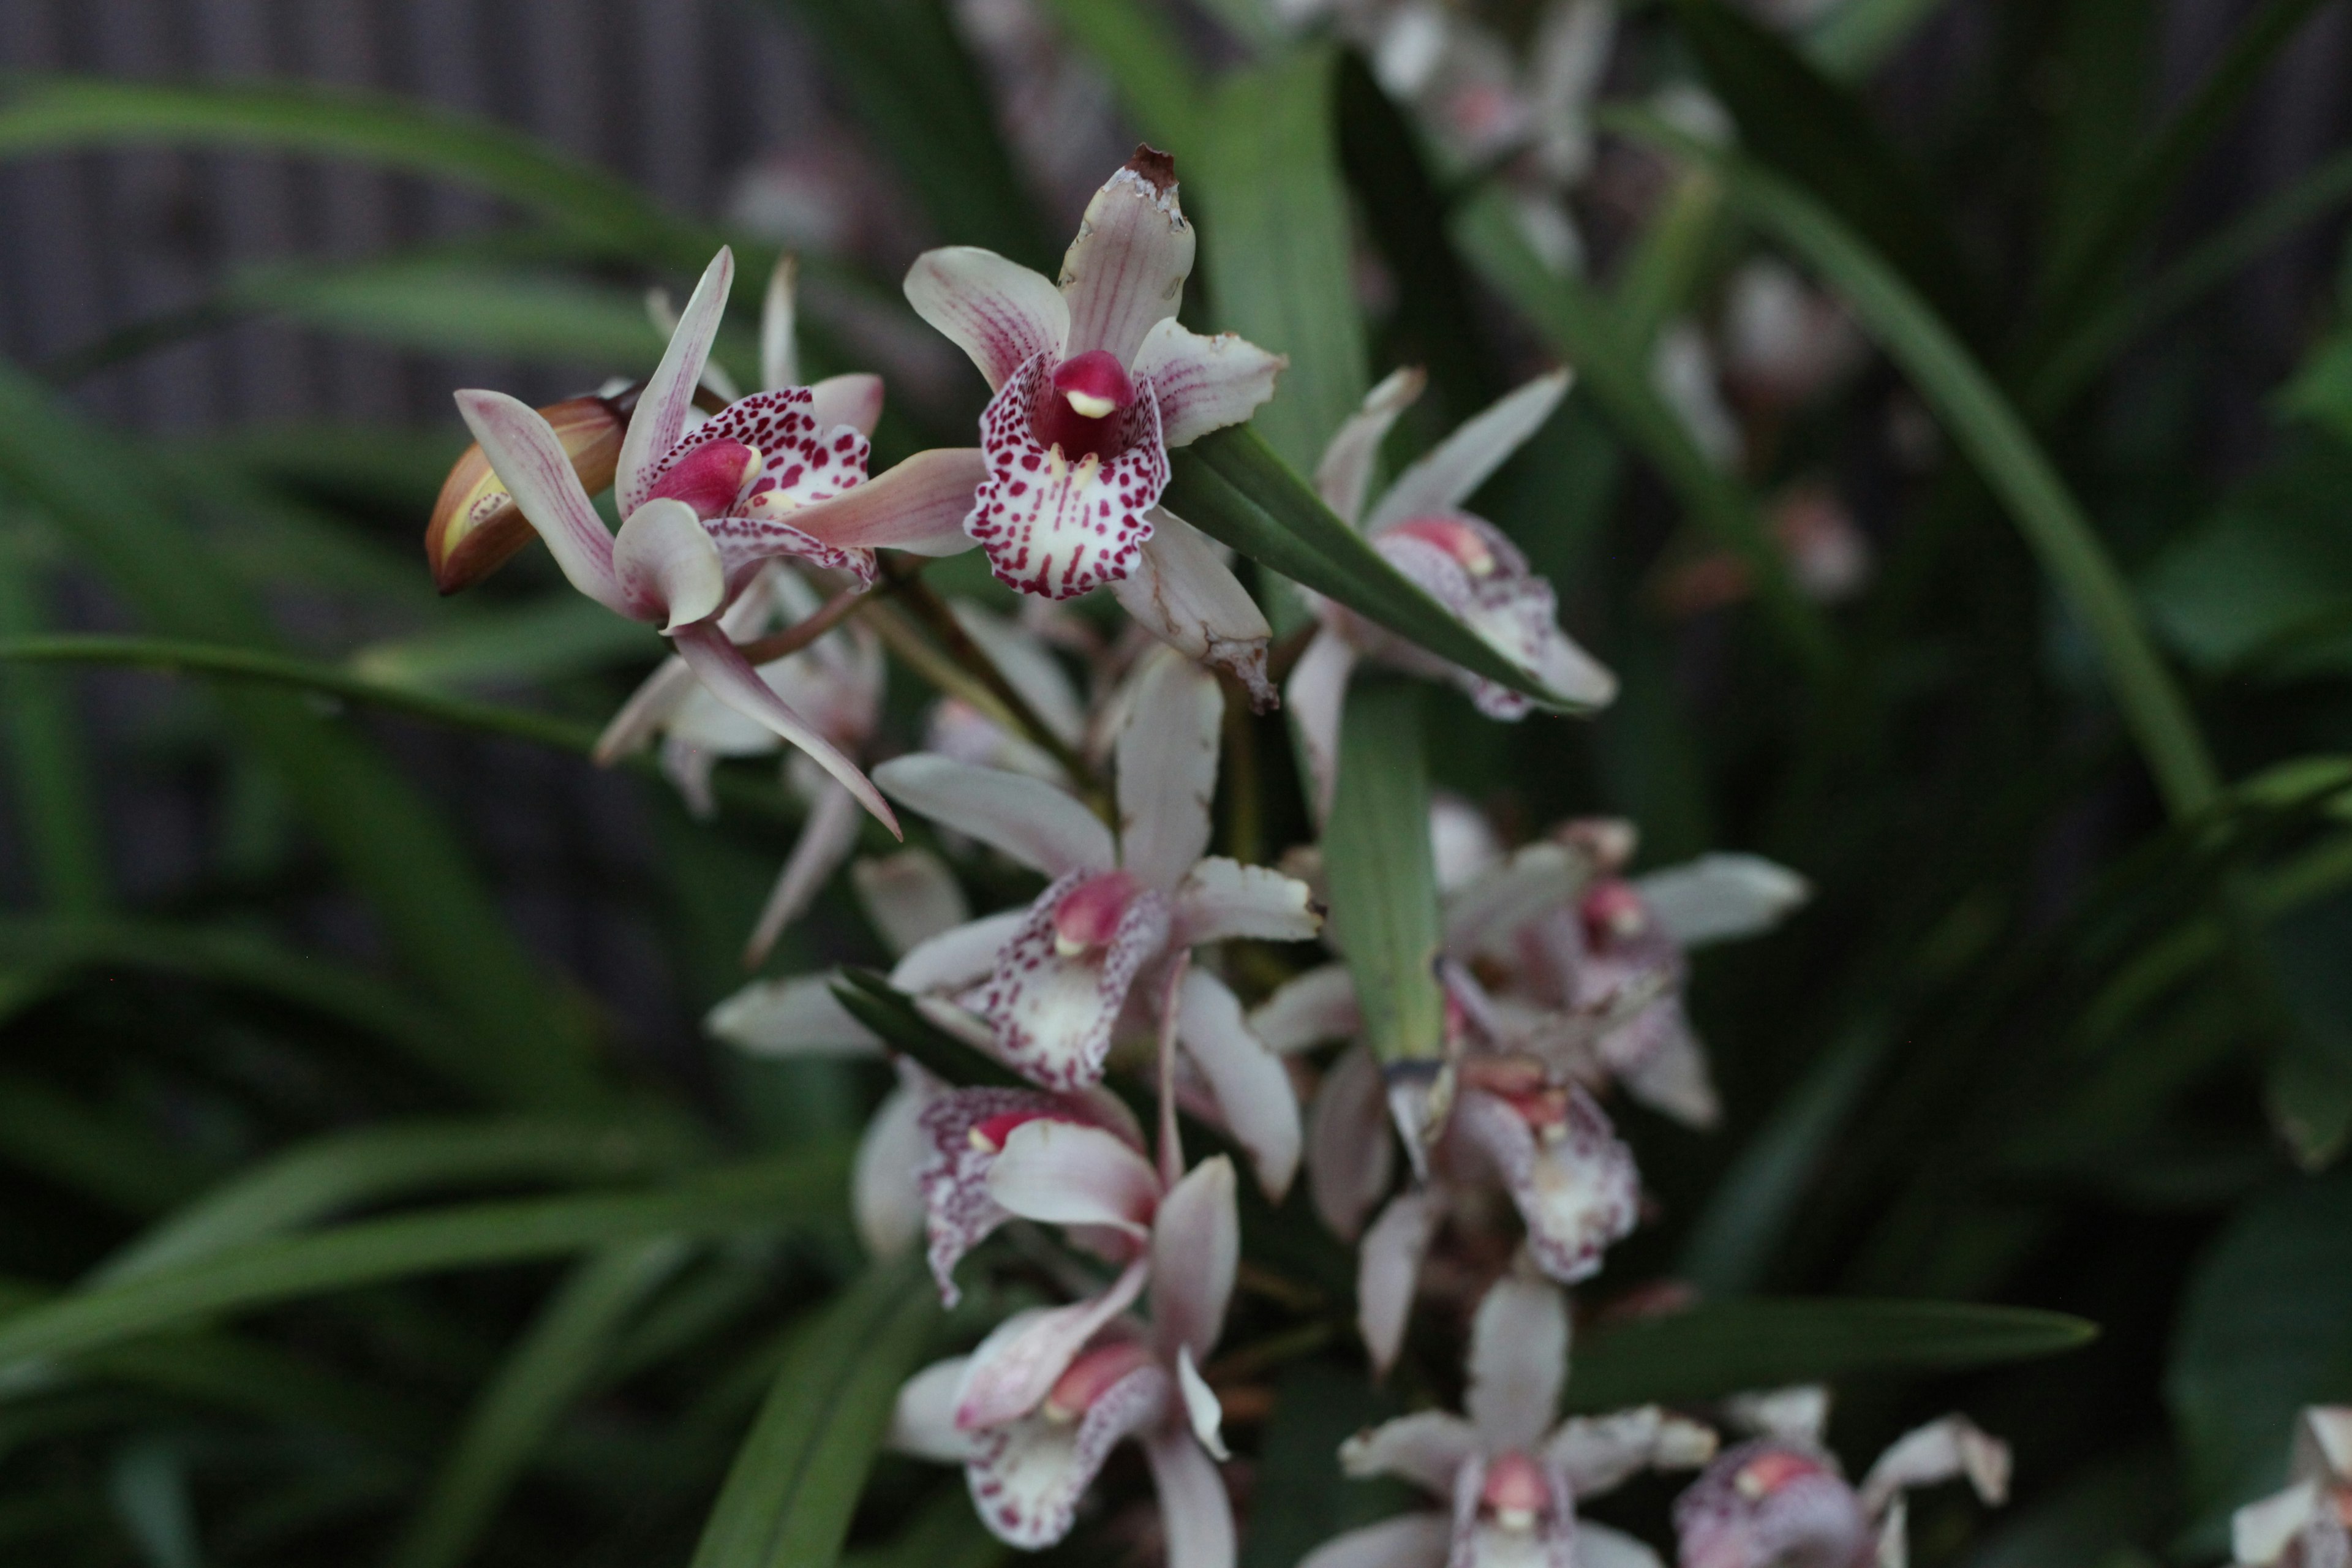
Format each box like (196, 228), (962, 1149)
(454, 246), (988, 831)
(1673, 1392), (2008, 1568)
(1290, 368), (1617, 821)
(1302, 1272), (1716, 1568)
(903, 147), (1286, 704)
(891, 1096), (1242, 1564)
(870, 649), (1321, 1197)
(2232, 1408), (2352, 1568)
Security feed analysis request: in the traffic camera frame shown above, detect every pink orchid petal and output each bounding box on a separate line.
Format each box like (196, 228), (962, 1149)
(1175, 1346), (1229, 1460)
(954, 1260), (1150, 1431)
(701, 513), (877, 589)
(1464, 1274), (1568, 1453)
(1855, 1417), (2009, 1514)
(971, 355), (1167, 599)
(620, 247), (734, 514)
(963, 1359), (1168, 1549)
(743, 780), (864, 965)
(1150, 1153), (1238, 1362)
(1176, 972), (1302, 1202)
(1174, 857), (1322, 946)
(1359, 1189), (1439, 1376)
(808, 371), (885, 435)
(1365, 371), (1572, 536)
(1370, 518), (1616, 714)
(660, 387), (870, 513)
(1286, 628), (1357, 824)
(891, 1357), (977, 1463)
(851, 848), (973, 959)
(986, 1118), (1163, 1235)
(1450, 1454), (1578, 1568)
(1340, 1409), (1482, 1493)
(1316, 368), (1428, 527)
(1451, 1087), (1638, 1284)
(1108, 508), (1277, 708)
(1132, 317), (1286, 448)
(1673, 1439), (1872, 1568)
(1298, 1513), (1453, 1568)
(453, 389), (627, 614)
(1060, 151), (1196, 368)
(1145, 1422), (1239, 1568)
(1308, 1044), (1395, 1241)
(1603, 997), (1721, 1129)
(760, 252), (799, 392)
(903, 246), (1071, 391)
(669, 620), (898, 835)
(870, 755), (1115, 878)
(1541, 1408), (1718, 1498)
(1250, 965), (1361, 1055)
(612, 498), (724, 629)
(979, 870), (1173, 1090)
(1632, 854), (1809, 948)
(891, 911), (1028, 995)
(916, 1086), (1114, 1302)
(1116, 650), (1222, 892)
(706, 973), (875, 1057)
(852, 1071), (930, 1259)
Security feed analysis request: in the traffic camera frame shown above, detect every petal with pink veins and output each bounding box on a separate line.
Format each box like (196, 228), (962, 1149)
(778, 446), (989, 559)
(963, 1359), (1169, 1548)
(1450, 1087), (1638, 1284)
(954, 1261), (1150, 1431)
(1108, 509), (1276, 706)
(454, 389), (627, 615)
(619, 248), (734, 514)
(1286, 628), (1358, 823)
(1059, 149), (1196, 368)
(970, 355), (1167, 599)
(903, 246), (1071, 392)
(1117, 650), (1222, 891)
(809, 371), (885, 435)
(1359, 1189), (1440, 1375)
(1133, 316), (1286, 448)
(1464, 1273), (1568, 1453)
(1174, 857), (1322, 945)
(1298, 1513), (1453, 1568)
(612, 498), (725, 629)
(1176, 971), (1301, 1201)
(1308, 1044), (1395, 1240)
(1317, 368), (1428, 528)
(1145, 1423), (1239, 1568)
(986, 1118), (1163, 1236)
(1340, 1409), (1482, 1493)
(979, 870), (1174, 1090)
(701, 512), (878, 589)
(872, 755), (1115, 878)
(1150, 1153), (1239, 1362)
(1601, 997), (1721, 1129)
(1364, 371), (1572, 536)
(670, 622), (897, 833)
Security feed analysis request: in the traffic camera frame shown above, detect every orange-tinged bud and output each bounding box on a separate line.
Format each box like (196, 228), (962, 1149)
(426, 393), (628, 594)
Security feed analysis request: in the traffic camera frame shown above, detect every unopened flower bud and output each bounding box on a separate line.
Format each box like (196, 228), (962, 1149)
(426, 392), (628, 594)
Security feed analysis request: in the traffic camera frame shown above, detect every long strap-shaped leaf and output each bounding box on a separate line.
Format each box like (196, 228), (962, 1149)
(689, 1253), (941, 1568)
(0, 541), (107, 914)
(0, 1147), (848, 1368)
(1614, 112), (2223, 818)
(1324, 678), (1444, 1066)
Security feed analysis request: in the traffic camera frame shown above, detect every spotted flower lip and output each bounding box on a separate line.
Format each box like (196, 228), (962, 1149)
(1302, 1273), (1716, 1568)
(904, 146), (1287, 699)
(2233, 1407), (2352, 1568)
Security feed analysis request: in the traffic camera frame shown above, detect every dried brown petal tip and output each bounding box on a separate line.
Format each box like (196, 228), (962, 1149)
(1124, 145), (1177, 194)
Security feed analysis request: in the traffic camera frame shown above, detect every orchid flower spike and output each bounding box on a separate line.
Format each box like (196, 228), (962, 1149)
(2232, 1407), (2352, 1567)
(905, 147), (1286, 704)
(453, 247), (986, 832)
(1291, 368), (1618, 820)
(1673, 1395), (2008, 1568)
(891, 1129), (1242, 1566)
(872, 649), (1321, 1198)
(1303, 1272), (1717, 1568)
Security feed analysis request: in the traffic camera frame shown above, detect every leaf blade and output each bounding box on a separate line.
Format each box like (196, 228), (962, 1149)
(1324, 678), (1444, 1066)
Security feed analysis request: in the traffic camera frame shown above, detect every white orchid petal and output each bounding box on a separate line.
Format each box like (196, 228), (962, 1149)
(851, 848), (973, 959)
(903, 246), (1070, 392)
(1340, 1408), (1481, 1493)
(1177, 972), (1302, 1202)
(1316, 367), (1428, 527)
(1175, 1346), (1230, 1460)
(1117, 650), (1223, 892)
(1307, 1044), (1395, 1241)
(853, 1074), (931, 1258)
(760, 253), (798, 392)
(1250, 965), (1361, 1054)
(1108, 509), (1275, 707)
(1465, 1274), (1569, 1453)
(1444, 842), (1590, 962)
(1365, 371), (1571, 535)
(1146, 1422), (1238, 1568)
(613, 499), (725, 629)
(671, 622), (897, 834)
(872, 755), (1115, 878)
(1856, 1415), (2010, 1515)
(1633, 854), (1811, 948)
(2234, 1481), (2323, 1567)
(979, 875), (1173, 1090)
(1358, 1189), (1439, 1375)
(891, 911), (1028, 995)
(594, 654), (698, 765)
(1174, 858), (1322, 946)
(951, 603), (1087, 747)
(1133, 317), (1286, 448)
(1452, 1087), (1638, 1284)
(891, 1357), (978, 1462)
(954, 1260), (1150, 1431)
(965, 1360), (1170, 1549)
(743, 782), (864, 965)
(1543, 1408), (1717, 1497)
(453, 390), (627, 614)
(1151, 1154), (1240, 1362)
(987, 1118), (1162, 1234)
(1608, 1001), (1722, 1129)
(1298, 1513), (1453, 1568)
(1286, 629), (1357, 826)
(706, 973), (876, 1057)
(787, 445), (987, 557)
(1577, 1523), (1668, 1568)
(1059, 153), (1196, 368)
(621, 248), (734, 514)
(806, 371), (884, 435)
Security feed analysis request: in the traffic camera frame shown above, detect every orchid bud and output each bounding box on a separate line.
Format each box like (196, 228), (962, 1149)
(426, 392), (628, 594)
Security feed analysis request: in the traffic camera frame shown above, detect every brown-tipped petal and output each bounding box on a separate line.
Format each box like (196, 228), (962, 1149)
(428, 394), (624, 594)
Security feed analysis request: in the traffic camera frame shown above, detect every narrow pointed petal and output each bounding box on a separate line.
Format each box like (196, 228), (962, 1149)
(1177, 971), (1302, 1201)
(743, 781), (864, 965)
(1117, 650), (1222, 892)
(979, 872), (1174, 1090)
(853, 848), (973, 959)
(1060, 149), (1196, 367)
(1875, 1496), (1909, 1568)
(964, 1360), (1169, 1548)
(1452, 1087), (1638, 1283)
(1856, 1416), (2010, 1513)
(454, 389), (627, 614)
(2234, 1482), (2323, 1568)
(761, 253), (799, 392)
(1577, 1523), (1667, 1568)
(594, 654), (697, 764)
(1176, 1346), (1229, 1459)
(854, 1073), (930, 1257)
(987, 1118), (1162, 1235)
(1365, 371), (1572, 535)
(1633, 854), (1810, 948)
(1359, 1190), (1439, 1374)
(1109, 509), (1275, 706)
(1286, 629), (1357, 824)
(971, 359), (1167, 598)
(904, 246), (1071, 391)
(1444, 843), (1589, 961)
(1146, 1423), (1238, 1568)
(1371, 517), (1616, 715)
(707, 973), (877, 1056)
(891, 1357), (978, 1462)
(1607, 1000), (1721, 1128)
(1542, 1408), (1717, 1496)
(1299, 1513), (1453, 1568)
(892, 911), (1028, 995)
(954, 1261), (1150, 1430)
(1175, 856), (1323, 945)
(671, 621), (899, 835)
(1308, 1044), (1395, 1240)
(620, 247), (734, 514)
(872, 755), (1115, 877)
(1250, 965), (1360, 1054)
(1340, 1409), (1482, 1491)
(2295, 1407), (2352, 1485)
(1317, 367), (1428, 527)
(1133, 317), (1285, 448)
(613, 499), (724, 630)
(786, 445), (987, 557)
(1464, 1274), (1568, 1453)
(1151, 1153), (1239, 1361)
(952, 602), (1087, 745)
(809, 371), (886, 435)
(1724, 1386), (1832, 1446)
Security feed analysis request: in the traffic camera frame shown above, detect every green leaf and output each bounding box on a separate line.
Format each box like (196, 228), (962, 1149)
(1323, 678), (1444, 1066)
(389, 1239), (690, 1568)
(0, 537), (106, 914)
(831, 970), (1026, 1089)
(840, 1487), (1008, 1568)
(1615, 113), (2222, 818)
(1192, 47), (1369, 475)
(108, 1439), (202, 1568)
(1565, 1297), (2098, 1411)
(0, 1072), (218, 1215)
(1164, 427), (1599, 708)
(2167, 1167), (2352, 1539)
(1452, 189), (1838, 680)
(350, 597), (660, 693)
(0, 1147), (848, 1368)
(688, 1252), (941, 1568)
(1801, 0), (1956, 78)
(1239, 1361), (1409, 1568)
(2256, 890), (2352, 1167)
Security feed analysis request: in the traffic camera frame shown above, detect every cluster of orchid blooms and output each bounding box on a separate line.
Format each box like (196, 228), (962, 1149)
(431, 150), (2010, 1568)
